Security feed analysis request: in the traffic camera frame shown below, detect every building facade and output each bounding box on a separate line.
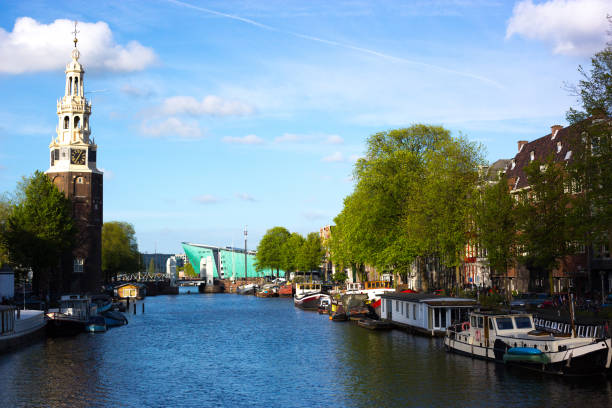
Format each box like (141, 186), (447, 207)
(45, 36), (103, 294)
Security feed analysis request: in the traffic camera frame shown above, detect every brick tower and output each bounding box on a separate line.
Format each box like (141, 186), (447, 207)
(45, 26), (103, 294)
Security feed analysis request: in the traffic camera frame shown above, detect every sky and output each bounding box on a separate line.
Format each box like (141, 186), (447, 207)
(0, 0), (610, 254)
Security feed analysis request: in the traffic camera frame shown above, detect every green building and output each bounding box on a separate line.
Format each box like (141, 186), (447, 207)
(181, 242), (281, 279)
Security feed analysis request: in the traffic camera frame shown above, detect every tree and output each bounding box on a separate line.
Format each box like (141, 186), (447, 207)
(184, 262), (196, 277)
(255, 226), (290, 277)
(474, 173), (517, 299)
(101, 221), (139, 283)
(280, 232), (305, 278)
(566, 45), (612, 292)
(0, 171), (75, 296)
(517, 156), (574, 294)
(0, 195), (11, 267)
(296, 232), (324, 273)
(148, 258), (155, 275)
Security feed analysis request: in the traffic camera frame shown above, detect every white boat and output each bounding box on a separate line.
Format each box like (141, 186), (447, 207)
(294, 292), (331, 311)
(294, 282), (322, 297)
(0, 305), (47, 353)
(444, 310), (612, 376)
(46, 294), (95, 336)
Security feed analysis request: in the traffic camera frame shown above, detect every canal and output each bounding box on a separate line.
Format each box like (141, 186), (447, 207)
(1, 291), (611, 407)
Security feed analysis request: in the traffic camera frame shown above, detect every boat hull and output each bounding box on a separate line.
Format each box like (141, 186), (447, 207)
(46, 317), (87, 337)
(102, 311), (128, 327)
(294, 293), (327, 310)
(0, 311), (47, 353)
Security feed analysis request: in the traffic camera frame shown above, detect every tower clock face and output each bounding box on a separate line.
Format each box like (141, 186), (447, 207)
(70, 149), (86, 165)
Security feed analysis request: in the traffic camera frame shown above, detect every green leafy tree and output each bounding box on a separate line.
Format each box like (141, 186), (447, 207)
(0, 195), (11, 267)
(183, 262), (196, 277)
(331, 270), (348, 283)
(474, 173), (517, 298)
(566, 45), (612, 292)
(297, 232), (324, 273)
(0, 171), (75, 296)
(255, 226), (290, 277)
(280, 232), (305, 278)
(518, 157), (574, 294)
(101, 221), (139, 283)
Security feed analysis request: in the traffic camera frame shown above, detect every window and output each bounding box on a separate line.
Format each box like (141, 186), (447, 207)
(557, 142), (562, 153)
(511, 159), (515, 170)
(406, 303), (409, 318)
(530, 151), (535, 161)
(477, 316), (484, 328)
(565, 150), (572, 160)
(514, 316), (532, 329)
(396, 301), (399, 312)
(413, 304), (417, 319)
(74, 116), (80, 129)
(496, 317), (514, 330)
(73, 258), (84, 273)
(401, 302), (403, 315)
(64, 116), (69, 129)
(76, 177), (84, 184)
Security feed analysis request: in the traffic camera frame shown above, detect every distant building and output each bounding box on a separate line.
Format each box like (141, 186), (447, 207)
(141, 253), (175, 274)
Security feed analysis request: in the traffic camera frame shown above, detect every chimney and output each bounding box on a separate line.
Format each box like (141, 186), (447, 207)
(518, 140), (528, 152)
(551, 125), (563, 139)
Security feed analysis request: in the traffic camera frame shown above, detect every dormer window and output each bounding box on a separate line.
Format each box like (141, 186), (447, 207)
(530, 151), (535, 161)
(557, 142), (562, 153)
(511, 159), (515, 170)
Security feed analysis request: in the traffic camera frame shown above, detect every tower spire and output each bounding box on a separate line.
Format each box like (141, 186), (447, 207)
(72, 21), (79, 48)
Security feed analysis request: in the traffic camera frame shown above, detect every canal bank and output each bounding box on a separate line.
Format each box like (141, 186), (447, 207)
(1, 292), (611, 408)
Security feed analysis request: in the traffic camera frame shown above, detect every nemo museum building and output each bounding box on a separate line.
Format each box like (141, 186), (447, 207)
(181, 242), (279, 279)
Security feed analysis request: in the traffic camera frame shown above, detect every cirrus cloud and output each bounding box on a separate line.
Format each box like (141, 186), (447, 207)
(0, 17), (156, 74)
(193, 194), (219, 204)
(506, 0), (609, 56)
(321, 152), (344, 163)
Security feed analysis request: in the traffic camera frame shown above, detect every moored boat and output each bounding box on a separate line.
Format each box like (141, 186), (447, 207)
(0, 306), (47, 353)
(444, 310), (612, 376)
(237, 284), (258, 295)
(294, 293), (331, 311)
(358, 317), (393, 330)
(85, 315), (107, 333)
(46, 294), (93, 336)
(278, 284), (293, 297)
(101, 310), (128, 327)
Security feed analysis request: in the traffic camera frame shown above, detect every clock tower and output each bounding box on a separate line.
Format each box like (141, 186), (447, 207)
(46, 27), (103, 293)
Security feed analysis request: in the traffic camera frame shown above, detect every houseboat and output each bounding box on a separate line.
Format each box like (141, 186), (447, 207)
(444, 311), (612, 376)
(380, 293), (477, 337)
(46, 294), (94, 336)
(295, 282), (323, 297)
(114, 283), (146, 300)
(0, 305), (47, 352)
(361, 281), (395, 314)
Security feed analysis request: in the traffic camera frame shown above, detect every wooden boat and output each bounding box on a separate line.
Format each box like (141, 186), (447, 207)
(46, 294), (93, 336)
(101, 310), (128, 327)
(278, 284), (293, 297)
(85, 315), (107, 333)
(358, 317), (393, 330)
(294, 293), (330, 311)
(0, 306), (47, 353)
(444, 310), (612, 376)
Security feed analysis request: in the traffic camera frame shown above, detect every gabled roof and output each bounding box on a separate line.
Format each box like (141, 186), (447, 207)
(505, 125), (574, 191)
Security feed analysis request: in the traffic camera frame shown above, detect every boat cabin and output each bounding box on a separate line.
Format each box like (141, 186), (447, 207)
(295, 283), (322, 297)
(57, 294), (93, 320)
(345, 282), (363, 293)
(364, 281), (392, 290)
(380, 293), (477, 336)
(115, 283), (146, 299)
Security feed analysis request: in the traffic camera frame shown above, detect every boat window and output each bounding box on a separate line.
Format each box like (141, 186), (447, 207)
(471, 316), (476, 327)
(496, 317), (514, 330)
(514, 316), (532, 329)
(477, 316), (484, 328)
(413, 304), (416, 319)
(401, 302), (404, 315)
(489, 319), (494, 330)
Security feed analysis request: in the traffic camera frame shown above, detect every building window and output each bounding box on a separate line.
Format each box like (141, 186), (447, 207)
(74, 116), (80, 129)
(557, 142), (562, 153)
(76, 177), (84, 184)
(530, 151), (535, 161)
(73, 258), (84, 273)
(64, 116), (69, 129)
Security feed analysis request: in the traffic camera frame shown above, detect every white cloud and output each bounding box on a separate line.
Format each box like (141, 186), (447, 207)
(161, 95), (255, 117)
(222, 134), (264, 145)
(322, 152), (344, 163)
(506, 0), (609, 56)
(349, 154), (363, 162)
(326, 135), (344, 144)
(194, 195), (219, 204)
(0, 17), (156, 74)
(274, 133), (303, 143)
(140, 117), (203, 139)
(235, 193), (256, 202)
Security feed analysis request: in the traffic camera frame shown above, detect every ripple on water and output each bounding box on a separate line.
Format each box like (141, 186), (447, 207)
(0, 294), (611, 408)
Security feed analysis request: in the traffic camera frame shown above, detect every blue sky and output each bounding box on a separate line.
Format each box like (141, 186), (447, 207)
(0, 0), (609, 254)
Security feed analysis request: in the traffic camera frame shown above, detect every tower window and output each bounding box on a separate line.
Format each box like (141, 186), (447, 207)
(75, 77), (79, 96)
(73, 258), (84, 273)
(69, 76), (73, 95)
(64, 116), (69, 129)
(74, 116), (80, 129)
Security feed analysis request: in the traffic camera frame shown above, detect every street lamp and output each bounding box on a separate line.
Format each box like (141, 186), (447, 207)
(23, 269), (33, 310)
(244, 225), (248, 280)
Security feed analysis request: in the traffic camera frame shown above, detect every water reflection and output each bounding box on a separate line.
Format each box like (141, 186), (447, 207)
(0, 294), (610, 408)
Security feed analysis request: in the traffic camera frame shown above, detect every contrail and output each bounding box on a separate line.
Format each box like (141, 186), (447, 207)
(166, 0), (504, 89)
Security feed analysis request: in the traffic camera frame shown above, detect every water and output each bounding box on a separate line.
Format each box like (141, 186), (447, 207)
(1, 291), (611, 408)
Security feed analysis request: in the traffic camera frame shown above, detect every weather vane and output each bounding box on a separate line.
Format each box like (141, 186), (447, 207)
(72, 21), (79, 47)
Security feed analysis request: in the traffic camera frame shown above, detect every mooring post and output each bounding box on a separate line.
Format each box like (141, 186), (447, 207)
(142, 302), (145, 314)
(133, 303), (136, 315)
